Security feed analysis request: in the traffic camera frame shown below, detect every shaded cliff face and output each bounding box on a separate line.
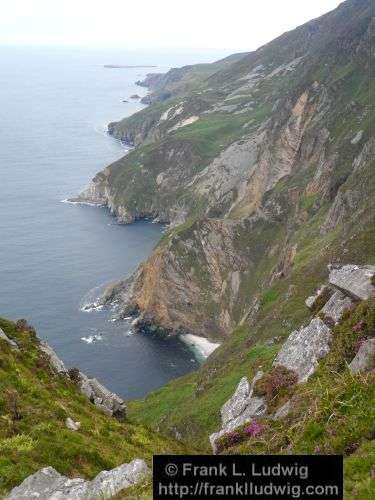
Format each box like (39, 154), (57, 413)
(79, 0), (375, 340)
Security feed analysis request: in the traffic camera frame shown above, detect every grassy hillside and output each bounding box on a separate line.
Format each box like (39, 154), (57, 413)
(0, 318), (189, 497)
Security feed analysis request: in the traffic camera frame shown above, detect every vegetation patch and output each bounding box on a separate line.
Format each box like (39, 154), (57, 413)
(253, 366), (298, 402)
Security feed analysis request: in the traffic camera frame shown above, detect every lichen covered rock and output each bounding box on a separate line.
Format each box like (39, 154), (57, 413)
(274, 318), (332, 382)
(5, 459), (149, 500)
(329, 264), (375, 301)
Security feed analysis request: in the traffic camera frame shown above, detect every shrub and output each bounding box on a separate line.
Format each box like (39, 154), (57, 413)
(254, 366), (298, 401)
(68, 368), (81, 384)
(15, 319), (35, 335)
(216, 419), (267, 452)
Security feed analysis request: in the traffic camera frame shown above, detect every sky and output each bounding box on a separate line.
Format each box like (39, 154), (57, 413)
(0, 0), (343, 52)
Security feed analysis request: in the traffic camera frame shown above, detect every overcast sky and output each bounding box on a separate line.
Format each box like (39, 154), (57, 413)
(1, 0), (343, 52)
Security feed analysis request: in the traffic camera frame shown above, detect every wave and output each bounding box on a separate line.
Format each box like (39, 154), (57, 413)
(61, 199), (104, 207)
(81, 303), (104, 312)
(80, 283), (108, 312)
(81, 334), (103, 344)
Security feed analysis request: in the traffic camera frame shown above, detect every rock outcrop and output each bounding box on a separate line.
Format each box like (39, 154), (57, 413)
(5, 459), (149, 500)
(209, 372), (266, 452)
(274, 318), (332, 382)
(329, 264), (375, 301)
(208, 261), (375, 450)
(37, 338), (127, 418)
(78, 372), (127, 419)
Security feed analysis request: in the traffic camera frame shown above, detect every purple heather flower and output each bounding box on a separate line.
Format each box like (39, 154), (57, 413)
(245, 420), (264, 437)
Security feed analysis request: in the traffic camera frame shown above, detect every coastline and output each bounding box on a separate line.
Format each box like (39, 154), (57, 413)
(70, 70), (222, 364)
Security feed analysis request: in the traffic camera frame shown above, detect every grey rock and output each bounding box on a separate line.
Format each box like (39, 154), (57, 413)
(349, 339), (375, 374)
(0, 328), (19, 350)
(320, 290), (353, 324)
(6, 467), (86, 500)
(220, 377), (250, 426)
(329, 264), (375, 300)
(273, 400), (291, 420)
(78, 372), (127, 418)
(65, 417), (81, 431)
(79, 373), (94, 400)
(85, 460), (148, 498)
(5, 459), (149, 499)
(209, 371), (266, 453)
(39, 341), (67, 373)
(274, 318), (332, 382)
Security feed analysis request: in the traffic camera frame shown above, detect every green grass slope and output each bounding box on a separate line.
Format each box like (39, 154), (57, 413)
(0, 318), (189, 497)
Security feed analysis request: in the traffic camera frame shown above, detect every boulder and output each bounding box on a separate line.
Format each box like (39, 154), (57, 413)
(78, 373), (127, 419)
(39, 341), (67, 373)
(328, 264), (375, 300)
(65, 417), (81, 431)
(349, 339), (375, 374)
(5, 459), (149, 500)
(274, 318), (332, 382)
(320, 291), (353, 324)
(0, 328), (19, 350)
(209, 371), (266, 453)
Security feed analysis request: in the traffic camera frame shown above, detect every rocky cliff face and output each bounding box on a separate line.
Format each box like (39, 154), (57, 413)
(78, 0), (375, 341)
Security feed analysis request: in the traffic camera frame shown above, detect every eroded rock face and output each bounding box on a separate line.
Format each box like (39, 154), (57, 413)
(349, 339), (375, 374)
(328, 264), (375, 300)
(274, 318), (332, 382)
(209, 371), (266, 453)
(5, 459), (149, 500)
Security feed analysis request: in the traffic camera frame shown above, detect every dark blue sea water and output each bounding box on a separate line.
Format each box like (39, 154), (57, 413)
(0, 46), (228, 398)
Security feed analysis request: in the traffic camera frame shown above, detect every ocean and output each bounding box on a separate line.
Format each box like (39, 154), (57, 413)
(0, 45), (228, 398)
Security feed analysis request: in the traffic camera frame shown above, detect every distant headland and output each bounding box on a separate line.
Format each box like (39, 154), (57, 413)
(104, 65), (157, 69)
